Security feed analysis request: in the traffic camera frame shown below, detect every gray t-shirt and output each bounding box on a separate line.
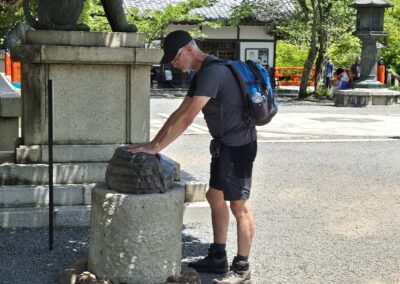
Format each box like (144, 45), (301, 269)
(187, 56), (256, 146)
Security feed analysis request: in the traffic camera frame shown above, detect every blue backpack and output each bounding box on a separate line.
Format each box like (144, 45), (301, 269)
(201, 59), (278, 127)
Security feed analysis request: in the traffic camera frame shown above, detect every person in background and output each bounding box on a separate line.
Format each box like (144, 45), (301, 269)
(325, 59), (334, 88)
(350, 57), (361, 83)
(331, 67), (349, 100)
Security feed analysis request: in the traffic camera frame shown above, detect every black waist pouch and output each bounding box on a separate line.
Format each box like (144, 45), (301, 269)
(209, 139), (222, 158)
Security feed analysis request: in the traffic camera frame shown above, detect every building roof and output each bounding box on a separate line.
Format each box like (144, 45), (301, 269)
(123, 0), (296, 21)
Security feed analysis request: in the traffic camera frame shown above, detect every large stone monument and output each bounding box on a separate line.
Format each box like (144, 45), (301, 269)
(335, 0), (400, 106)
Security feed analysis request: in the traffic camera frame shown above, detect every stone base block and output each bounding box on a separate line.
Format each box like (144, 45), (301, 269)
(335, 88), (400, 107)
(185, 181), (207, 202)
(0, 162), (107, 185)
(0, 117), (18, 151)
(88, 183), (185, 284)
(16, 144), (124, 163)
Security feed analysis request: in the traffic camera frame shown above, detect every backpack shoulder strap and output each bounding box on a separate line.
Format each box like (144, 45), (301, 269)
(224, 63), (250, 108)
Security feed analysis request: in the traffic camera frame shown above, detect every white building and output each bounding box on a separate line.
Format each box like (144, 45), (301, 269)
(124, 0), (295, 87)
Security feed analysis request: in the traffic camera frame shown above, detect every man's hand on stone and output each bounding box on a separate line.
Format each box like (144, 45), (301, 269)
(126, 143), (157, 155)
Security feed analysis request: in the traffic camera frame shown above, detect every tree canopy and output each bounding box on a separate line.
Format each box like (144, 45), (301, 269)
(382, 0), (400, 73)
(1, 0), (400, 75)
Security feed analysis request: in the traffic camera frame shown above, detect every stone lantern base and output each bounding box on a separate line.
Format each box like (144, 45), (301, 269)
(334, 88), (400, 107)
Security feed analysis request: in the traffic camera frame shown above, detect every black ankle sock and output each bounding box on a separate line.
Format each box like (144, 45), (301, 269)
(210, 243), (226, 258)
(236, 254), (249, 262)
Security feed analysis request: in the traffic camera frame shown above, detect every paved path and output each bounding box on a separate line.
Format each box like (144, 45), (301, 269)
(153, 98), (400, 284)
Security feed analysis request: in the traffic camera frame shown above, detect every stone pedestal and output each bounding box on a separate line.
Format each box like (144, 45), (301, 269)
(12, 30), (163, 163)
(335, 88), (400, 107)
(88, 183), (185, 284)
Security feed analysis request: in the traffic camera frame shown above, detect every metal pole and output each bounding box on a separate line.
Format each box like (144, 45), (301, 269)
(48, 79), (54, 251)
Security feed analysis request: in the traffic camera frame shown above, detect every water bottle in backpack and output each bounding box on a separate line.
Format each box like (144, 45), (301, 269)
(250, 87), (264, 103)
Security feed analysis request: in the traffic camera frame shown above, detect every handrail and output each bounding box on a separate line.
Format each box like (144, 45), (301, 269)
(274, 67), (316, 86)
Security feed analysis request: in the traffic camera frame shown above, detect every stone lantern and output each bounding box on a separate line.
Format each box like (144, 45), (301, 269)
(348, 0), (393, 88)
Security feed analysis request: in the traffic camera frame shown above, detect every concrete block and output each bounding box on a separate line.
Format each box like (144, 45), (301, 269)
(185, 181), (207, 202)
(335, 88), (400, 107)
(25, 30), (145, 48)
(88, 183), (184, 284)
(0, 117), (18, 151)
(0, 162), (107, 185)
(0, 184), (86, 207)
(0, 151), (14, 164)
(0, 92), (21, 117)
(183, 202), (211, 224)
(40, 145), (124, 163)
(16, 144), (125, 163)
(16, 145), (41, 163)
(135, 48), (163, 64)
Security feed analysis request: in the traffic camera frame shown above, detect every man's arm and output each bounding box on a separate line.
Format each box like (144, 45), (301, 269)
(128, 95), (210, 154)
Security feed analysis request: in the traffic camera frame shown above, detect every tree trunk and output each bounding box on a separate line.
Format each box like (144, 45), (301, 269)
(298, 0), (319, 99)
(314, 28), (328, 90)
(314, 0), (332, 91)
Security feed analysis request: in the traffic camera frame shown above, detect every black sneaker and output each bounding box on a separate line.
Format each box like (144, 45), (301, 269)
(211, 257), (251, 284)
(188, 248), (228, 274)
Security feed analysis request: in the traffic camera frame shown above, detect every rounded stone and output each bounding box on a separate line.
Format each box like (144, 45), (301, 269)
(105, 146), (175, 194)
(88, 183), (185, 284)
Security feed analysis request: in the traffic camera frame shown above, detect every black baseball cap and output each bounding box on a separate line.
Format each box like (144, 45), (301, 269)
(160, 30), (193, 64)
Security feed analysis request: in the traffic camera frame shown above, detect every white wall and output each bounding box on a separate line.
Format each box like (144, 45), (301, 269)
(239, 26), (274, 40)
(202, 26), (237, 39)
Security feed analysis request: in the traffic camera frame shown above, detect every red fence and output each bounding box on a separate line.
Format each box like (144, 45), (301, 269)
(275, 67), (315, 86)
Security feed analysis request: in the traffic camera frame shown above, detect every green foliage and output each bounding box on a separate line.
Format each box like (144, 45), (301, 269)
(275, 40), (308, 67)
(276, 0), (355, 45)
(0, 2), (24, 45)
(328, 33), (361, 68)
(308, 86), (331, 99)
(127, 0), (215, 45)
(0, 4), (24, 30)
(79, 0), (110, 32)
(382, 0), (400, 73)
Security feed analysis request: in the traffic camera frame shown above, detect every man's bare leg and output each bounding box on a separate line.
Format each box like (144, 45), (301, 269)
(206, 188), (229, 244)
(230, 199), (255, 256)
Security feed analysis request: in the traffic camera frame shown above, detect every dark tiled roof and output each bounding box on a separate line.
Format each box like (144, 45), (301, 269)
(123, 0), (295, 21)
